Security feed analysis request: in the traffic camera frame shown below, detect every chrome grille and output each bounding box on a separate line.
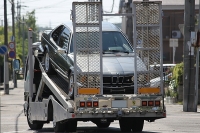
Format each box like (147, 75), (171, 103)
(103, 76), (133, 85)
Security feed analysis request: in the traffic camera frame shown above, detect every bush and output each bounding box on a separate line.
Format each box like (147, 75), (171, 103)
(172, 62), (183, 88)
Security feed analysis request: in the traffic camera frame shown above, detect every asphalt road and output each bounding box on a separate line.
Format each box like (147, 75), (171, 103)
(1, 80), (200, 133)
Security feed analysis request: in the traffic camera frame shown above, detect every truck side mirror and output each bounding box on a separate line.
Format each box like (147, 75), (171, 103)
(13, 59), (20, 72)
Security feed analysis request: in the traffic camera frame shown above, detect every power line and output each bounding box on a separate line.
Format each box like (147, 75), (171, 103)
(16, 16), (38, 35)
(31, 0), (67, 10)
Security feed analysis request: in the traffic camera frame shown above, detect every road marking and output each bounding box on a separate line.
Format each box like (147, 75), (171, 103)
(15, 110), (24, 132)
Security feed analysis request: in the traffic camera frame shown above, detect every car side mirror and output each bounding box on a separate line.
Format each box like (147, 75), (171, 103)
(13, 59), (20, 73)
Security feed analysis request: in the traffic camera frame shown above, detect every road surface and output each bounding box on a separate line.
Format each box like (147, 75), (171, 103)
(1, 80), (200, 133)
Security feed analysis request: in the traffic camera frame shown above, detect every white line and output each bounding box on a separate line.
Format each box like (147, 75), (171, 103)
(3, 130), (28, 133)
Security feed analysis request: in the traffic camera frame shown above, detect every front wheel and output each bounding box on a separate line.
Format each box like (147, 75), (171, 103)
(27, 103), (43, 130)
(43, 51), (55, 74)
(67, 72), (74, 99)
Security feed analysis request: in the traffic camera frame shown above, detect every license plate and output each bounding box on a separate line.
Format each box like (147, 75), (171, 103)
(112, 100), (127, 108)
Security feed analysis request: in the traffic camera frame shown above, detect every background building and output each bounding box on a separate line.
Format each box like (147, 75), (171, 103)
(161, 0), (199, 63)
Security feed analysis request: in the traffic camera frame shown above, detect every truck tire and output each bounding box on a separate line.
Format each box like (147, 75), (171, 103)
(96, 122), (110, 128)
(43, 51), (55, 75)
(53, 121), (65, 133)
(67, 72), (74, 99)
(65, 120), (77, 132)
(27, 104), (44, 130)
(119, 119), (131, 132)
(130, 119), (144, 132)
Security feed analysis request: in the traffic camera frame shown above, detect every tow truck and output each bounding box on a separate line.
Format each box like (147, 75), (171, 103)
(15, 1), (166, 132)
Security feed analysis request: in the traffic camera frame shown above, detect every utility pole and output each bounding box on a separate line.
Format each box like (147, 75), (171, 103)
(183, 0), (196, 112)
(4, 0), (9, 94)
(22, 16), (25, 68)
(12, 0), (17, 88)
(17, 1), (21, 37)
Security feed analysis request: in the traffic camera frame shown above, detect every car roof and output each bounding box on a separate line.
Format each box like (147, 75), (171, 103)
(64, 21), (120, 32)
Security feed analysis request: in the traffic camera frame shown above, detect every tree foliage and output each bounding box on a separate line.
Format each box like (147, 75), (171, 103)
(0, 10), (37, 67)
(15, 10), (37, 67)
(172, 62), (183, 88)
(0, 26), (12, 65)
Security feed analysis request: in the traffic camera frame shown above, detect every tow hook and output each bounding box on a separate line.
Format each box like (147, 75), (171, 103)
(101, 118), (107, 123)
(117, 110), (122, 117)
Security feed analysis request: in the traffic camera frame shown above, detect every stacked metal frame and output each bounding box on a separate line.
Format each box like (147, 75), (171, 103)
(132, 1), (163, 94)
(72, 2), (103, 96)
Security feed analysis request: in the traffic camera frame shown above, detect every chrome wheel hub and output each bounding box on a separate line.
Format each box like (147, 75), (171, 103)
(69, 75), (74, 96)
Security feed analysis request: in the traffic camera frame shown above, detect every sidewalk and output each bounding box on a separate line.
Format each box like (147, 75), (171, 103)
(0, 80), (24, 95)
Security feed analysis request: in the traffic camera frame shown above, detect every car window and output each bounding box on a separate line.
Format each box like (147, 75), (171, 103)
(69, 31), (133, 53)
(102, 31), (132, 52)
(52, 25), (64, 44)
(58, 28), (71, 48)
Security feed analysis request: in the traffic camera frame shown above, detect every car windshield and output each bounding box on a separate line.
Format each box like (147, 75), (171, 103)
(70, 31), (133, 53)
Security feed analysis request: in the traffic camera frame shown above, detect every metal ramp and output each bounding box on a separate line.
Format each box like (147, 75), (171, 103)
(132, 1), (163, 94)
(72, 2), (103, 96)
(33, 57), (73, 110)
(48, 75), (68, 97)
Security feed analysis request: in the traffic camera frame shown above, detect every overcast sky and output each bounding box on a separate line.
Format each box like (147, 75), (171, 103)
(0, 0), (121, 28)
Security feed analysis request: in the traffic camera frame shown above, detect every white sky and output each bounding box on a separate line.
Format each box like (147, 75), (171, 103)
(0, 0), (121, 28)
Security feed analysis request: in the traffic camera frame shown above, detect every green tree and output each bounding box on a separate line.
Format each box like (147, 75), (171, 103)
(15, 10), (37, 67)
(172, 62), (183, 88)
(0, 26), (12, 65)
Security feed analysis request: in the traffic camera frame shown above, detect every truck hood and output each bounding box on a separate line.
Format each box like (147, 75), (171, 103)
(69, 53), (147, 75)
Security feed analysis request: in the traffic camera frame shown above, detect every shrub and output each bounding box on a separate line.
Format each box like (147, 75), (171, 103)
(172, 62), (183, 88)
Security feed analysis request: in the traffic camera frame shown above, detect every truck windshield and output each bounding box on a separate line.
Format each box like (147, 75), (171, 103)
(70, 31), (133, 53)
